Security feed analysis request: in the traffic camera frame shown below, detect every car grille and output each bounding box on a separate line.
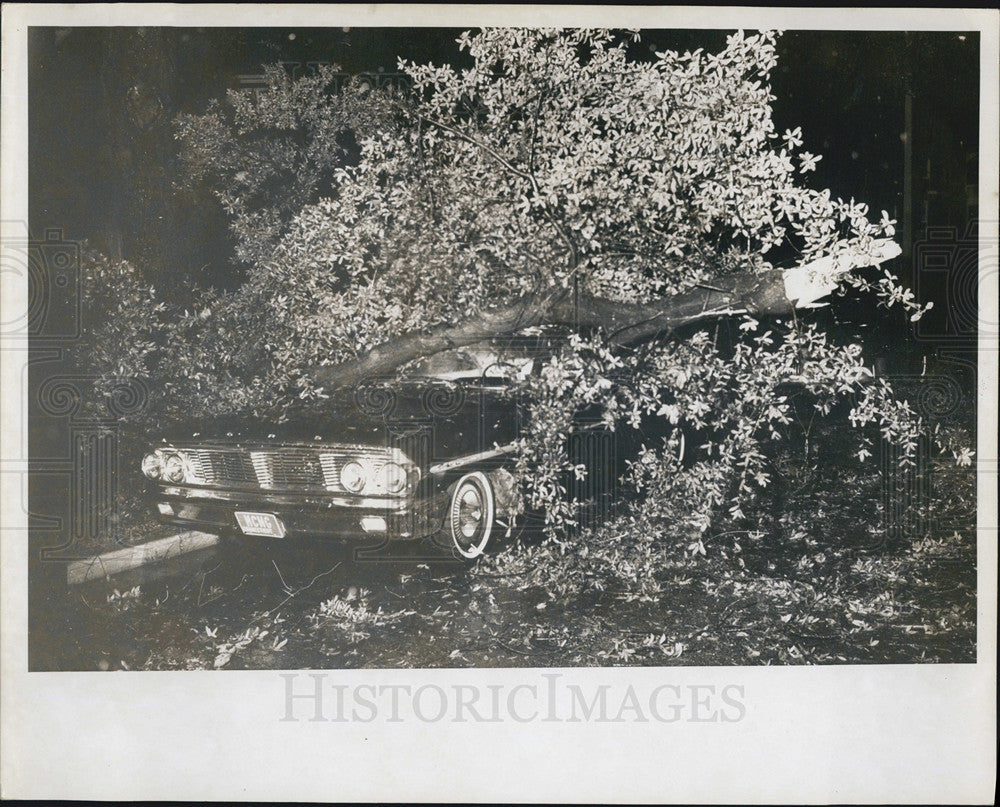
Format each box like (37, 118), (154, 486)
(186, 450), (257, 487)
(177, 446), (389, 493)
(267, 452), (325, 489)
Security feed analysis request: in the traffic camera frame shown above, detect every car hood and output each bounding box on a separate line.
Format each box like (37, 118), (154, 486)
(158, 412), (392, 447)
(154, 381), (513, 449)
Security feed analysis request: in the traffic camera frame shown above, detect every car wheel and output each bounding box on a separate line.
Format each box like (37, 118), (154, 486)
(447, 471), (496, 559)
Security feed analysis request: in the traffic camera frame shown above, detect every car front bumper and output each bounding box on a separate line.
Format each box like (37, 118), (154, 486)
(150, 485), (446, 542)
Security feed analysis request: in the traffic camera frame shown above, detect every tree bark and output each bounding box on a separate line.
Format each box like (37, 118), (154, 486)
(312, 241), (901, 391)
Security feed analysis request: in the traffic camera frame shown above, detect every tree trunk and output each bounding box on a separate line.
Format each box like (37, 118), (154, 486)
(312, 241), (900, 391)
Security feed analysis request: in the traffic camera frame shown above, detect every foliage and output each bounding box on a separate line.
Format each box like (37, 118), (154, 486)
(78, 28), (971, 548)
(77, 247), (293, 421)
(223, 29), (929, 385)
(174, 63), (402, 267)
(467, 401), (975, 665)
(509, 318), (969, 541)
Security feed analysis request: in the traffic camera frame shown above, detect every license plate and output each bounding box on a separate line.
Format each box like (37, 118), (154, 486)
(234, 511), (286, 538)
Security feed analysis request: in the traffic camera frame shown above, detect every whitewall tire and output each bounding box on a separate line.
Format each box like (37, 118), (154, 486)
(448, 471), (496, 559)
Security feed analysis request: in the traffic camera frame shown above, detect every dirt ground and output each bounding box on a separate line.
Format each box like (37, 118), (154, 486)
(31, 502), (976, 672)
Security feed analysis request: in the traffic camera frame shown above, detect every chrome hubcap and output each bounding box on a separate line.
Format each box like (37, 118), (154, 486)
(457, 487), (483, 542)
(449, 472), (494, 559)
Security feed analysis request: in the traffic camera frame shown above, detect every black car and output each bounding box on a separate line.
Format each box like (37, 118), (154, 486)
(141, 338), (629, 559)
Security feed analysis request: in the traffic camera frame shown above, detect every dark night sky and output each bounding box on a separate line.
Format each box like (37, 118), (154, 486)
(27, 27), (980, 337)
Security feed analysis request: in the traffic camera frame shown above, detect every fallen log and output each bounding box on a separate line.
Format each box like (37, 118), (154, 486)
(312, 240), (901, 390)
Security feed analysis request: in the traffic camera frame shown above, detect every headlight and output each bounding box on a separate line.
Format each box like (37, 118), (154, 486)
(339, 461), (367, 493)
(329, 452), (418, 496)
(162, 452), (186, 483)
(141, 453), (162, 479)
(379, 462), (408, 494)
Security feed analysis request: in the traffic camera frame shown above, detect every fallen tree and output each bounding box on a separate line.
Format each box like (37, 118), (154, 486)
(264, 29), (925, 401)
(104, 27), (960, 540)
(312, 241), (902, 390)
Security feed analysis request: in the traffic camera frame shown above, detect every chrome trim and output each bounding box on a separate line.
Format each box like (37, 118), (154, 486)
(250, 451), (274, 489)
(160, 485), (409, 510)
(428, 443), (516, 475)
(170, 439), (398, 452)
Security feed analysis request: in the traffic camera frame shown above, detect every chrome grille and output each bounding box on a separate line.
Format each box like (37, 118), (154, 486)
(174, 445), (394, 493)
(185, 449), (257, 487)
(266, 451), (325, 489)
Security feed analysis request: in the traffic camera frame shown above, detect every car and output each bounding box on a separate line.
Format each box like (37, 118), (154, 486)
(140, 335), (631, 560)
